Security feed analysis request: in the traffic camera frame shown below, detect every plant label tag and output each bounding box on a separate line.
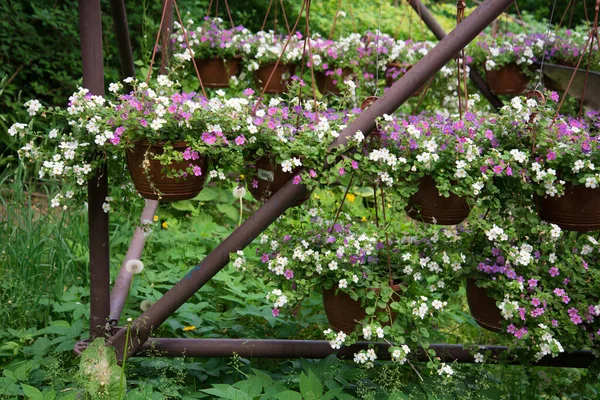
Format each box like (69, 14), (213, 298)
(258, 168), (274, 182)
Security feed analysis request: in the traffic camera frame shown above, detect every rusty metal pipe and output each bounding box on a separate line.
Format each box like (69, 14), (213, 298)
(136, 338), (595, 368)
(109, 0), (516, 361)
(79, 0), (109, 340)
(407, 0), (504, 110)
(109, 200), (159, 325)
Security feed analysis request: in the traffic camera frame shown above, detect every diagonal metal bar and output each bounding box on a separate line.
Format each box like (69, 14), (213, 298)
(109, 200), (159, 325)
(407, 0), (504, 110)
(108, 0), (516, 361)
(79, 0), (110, 340)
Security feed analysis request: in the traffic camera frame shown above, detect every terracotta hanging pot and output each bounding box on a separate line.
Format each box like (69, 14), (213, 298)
(254, 63), (296, 94)
(315, 68), (354, 95)
(322, 282), (403, 334)
(485, 63), (530, 95)
(247, 155), (310, 206)
(385, 62), (425, 97)
(405, 175), (470, 225)
(536, 182), (600, 232)
(466, 278), (502, 332)
(126, 141), (208, 201)
(194, 57), (241, 88)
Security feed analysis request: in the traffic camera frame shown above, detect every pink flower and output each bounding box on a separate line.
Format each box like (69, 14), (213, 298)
(549, 267), (559, 277)
(252, 179), (259, 189)
(528, 279), (538, 287)
(260, 253), (269, 263)
(351, 160), (359, 170)
(550, 91), (559, 101)
(234, 135), (246, 146)
(309, 169), (317, 178)
(553, 288), (565, 296)
(292, 175), (302, 185)
(338, 167), (346, 176)
(562, 295), (570, 304)
(531, 298), (540, 307)
(192, 165), (202, 176)
(272, 308), (280, 317)
(284, 269), (294, 279)
(243, 88), (254, 96)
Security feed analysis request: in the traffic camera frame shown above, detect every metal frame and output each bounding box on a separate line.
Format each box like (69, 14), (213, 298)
(78, 0), (595, 369)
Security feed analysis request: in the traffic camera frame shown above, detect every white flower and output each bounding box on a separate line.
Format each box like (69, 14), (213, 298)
(232, 186), (246, 199)
(363, 325), (373, 340)
(338, 279), (348, 289)
(585, 177), (598, 189)
(328, 260), (338, 271)
(102, 202), (111, 213)
(156, 75), (173, 87)
(108, 82), (122, 93)
(8, 122), (27, 137)
(375, 326), (384, 339)
(474, 353), (484, 363)
(150, 118), (166, 130)
(24, 99), (42, 116)
(354, 130), (365, 143)
(437, 363), (454, 377)
(125, 259), (144, 274)
(281, 160), (293, 173)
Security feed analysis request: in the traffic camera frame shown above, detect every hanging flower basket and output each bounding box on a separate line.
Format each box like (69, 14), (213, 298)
(466, 279), (502, 332)
(254, 63), (296, 94)
(536, 182), (600, 232)
(485, 62), (530, 95)
(126, 141), (208, 201)
(247, 155), (310, 206)
(315, 68), (354, 95)
(322, 283), (403, 335)
(385, 63), (425, 97)
(194, 57), (241, 88)
(405, 175), (470, 225)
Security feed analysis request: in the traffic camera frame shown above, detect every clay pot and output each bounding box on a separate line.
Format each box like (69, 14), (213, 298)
(322, 283), (403, 334)
(247, 155), (311, 206)
(405, 175), (470, 225)
(126, 141), (208, 201)
(485, 63), (530, 95)
(315, 68), (354, 95)
(466, 278), (502, 332)
(536, 182), (600, 232)
(385, 63), (425, 97)
(194, 57), (241, 88)
(254, 63), (296, 94)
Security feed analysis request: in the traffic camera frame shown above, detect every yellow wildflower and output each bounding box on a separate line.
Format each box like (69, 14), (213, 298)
(183, 326), (196, 331)
(240, 174), (245, 180)
(162, 221), (168, 229)
(153, 215), (159, 221)
(346, 193), (356, 203)
(361, 216), (367, 222)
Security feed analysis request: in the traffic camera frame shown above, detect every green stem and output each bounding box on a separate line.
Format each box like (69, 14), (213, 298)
(238, 196), (243, 227)
(119, 323), (131, 398)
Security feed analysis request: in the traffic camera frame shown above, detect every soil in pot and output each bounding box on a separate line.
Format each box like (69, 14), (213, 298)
(536, 182), (600, 232)
(194, 57), (241, 88)
(485, 63), (530, 95)
(315, 68), (354, 95)
(466, 278), (502, 332)
(322, 282), (403, 335)
(405, 175), (470, 225)
(254, 63), (297, 94)
(247, 155), (311, 206)
(126, 141), (208, 201)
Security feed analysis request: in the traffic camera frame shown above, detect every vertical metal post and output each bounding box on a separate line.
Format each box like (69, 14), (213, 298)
(110, 0), (136, 80)
(79, 0), (109, 340)
(408, 0), (505, 110)
(108, 0), (516, 361)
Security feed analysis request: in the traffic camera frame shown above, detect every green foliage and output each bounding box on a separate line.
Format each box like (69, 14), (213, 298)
(77, 338), (124, 399)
